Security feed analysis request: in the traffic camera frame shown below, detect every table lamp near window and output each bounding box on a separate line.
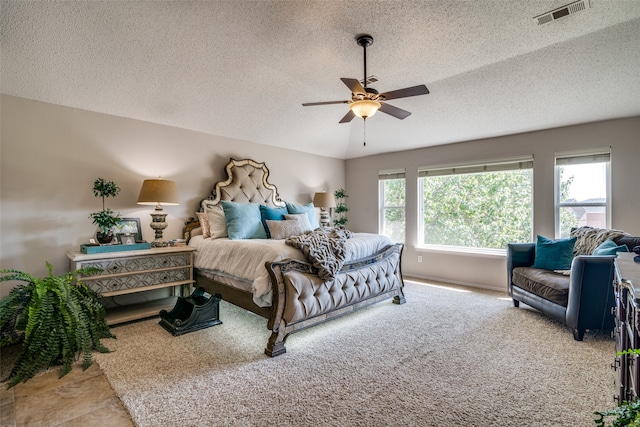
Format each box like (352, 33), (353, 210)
(313, 191), (336, 228)
(137, 178), (180, 247)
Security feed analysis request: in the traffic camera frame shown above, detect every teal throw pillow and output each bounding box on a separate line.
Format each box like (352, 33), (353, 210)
(221, 201), (267, 240)
(285, 202), (319, 229)
(592, 239), (629, 255)
(532, 235), (577, 271)
(259, 205), (288, 238)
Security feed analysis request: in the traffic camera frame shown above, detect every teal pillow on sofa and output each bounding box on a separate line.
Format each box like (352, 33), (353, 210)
(221, 201), (267, 240)
(592, 239), (629, 255)
(532, 235), (577, 271)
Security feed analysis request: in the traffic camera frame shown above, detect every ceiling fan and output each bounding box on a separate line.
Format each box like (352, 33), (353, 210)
(302, 34), (430, 123)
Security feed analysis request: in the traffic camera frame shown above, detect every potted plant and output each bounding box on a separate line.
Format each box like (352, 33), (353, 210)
(594, 348), (640, 426)
(595, 399), (640, 426)
(0, 262), (114, 388)
(89, 177), (121, 243)
(333, 188), (349, 227)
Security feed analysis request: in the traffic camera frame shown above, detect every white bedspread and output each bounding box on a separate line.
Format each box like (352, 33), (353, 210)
(188, 233), (393, 307)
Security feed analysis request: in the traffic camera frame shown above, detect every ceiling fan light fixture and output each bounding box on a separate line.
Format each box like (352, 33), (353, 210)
(350, 99), (381, 119)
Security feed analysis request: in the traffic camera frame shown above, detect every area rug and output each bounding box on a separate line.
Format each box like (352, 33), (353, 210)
(94, 280), (616, 426)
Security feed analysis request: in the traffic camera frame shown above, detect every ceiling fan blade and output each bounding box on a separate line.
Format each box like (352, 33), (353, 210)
(379, 84), (429, 101)
(302, 100), (349, 107)
(379, 102), (411, 120)
(339, 110), (356, 123)
(340, 78), (366, 95)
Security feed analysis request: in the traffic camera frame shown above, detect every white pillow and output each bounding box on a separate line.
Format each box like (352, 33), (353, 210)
(284, 213), (313, 233)
(206, 205), (228, 239)
(266, 219), (305, 240)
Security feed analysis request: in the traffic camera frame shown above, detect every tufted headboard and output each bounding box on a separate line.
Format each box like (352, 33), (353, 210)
(200, 158), (285, 210)
(184, 158), (285, 241)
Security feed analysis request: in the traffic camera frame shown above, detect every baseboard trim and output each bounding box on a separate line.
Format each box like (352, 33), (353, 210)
(404, 274), (508, 293)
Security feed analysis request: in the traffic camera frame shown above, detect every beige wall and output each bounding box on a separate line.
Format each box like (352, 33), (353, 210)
(0, 95), (344, 296)
(346, 117), (640, 291)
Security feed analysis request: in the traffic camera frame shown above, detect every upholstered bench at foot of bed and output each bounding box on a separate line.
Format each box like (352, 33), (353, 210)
(265, 244), (405, 357)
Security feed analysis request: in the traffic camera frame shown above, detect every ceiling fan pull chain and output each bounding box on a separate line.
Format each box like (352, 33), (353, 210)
(363, 119), (367, 146)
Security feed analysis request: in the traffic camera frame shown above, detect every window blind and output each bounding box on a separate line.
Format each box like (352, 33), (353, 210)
(418, 155), (533, 178)
(378, 169), (406, 180)
(555, 147), (611, 166)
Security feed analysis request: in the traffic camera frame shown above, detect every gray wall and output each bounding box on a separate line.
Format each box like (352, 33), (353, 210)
(346, 117), (640, 291)
(0, 95), (345, 296)
(3, 93), (638, 296)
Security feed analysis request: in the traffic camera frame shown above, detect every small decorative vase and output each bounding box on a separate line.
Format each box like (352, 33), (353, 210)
(96, 231), (113, 244)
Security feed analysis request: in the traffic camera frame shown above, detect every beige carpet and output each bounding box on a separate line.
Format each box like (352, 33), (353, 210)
(94, 280), (616, 427)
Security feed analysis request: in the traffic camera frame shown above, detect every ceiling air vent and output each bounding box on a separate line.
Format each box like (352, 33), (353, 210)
(359, 75), (379, 86)
(534, 0), (590, 25)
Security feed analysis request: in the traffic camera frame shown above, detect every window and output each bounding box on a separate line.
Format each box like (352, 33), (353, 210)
(379, 170), (405, 243)
(555, 148), (610, 238)
(418, 156), (533, 250)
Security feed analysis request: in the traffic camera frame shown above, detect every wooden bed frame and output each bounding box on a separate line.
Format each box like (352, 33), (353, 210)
(184, 158), (405, 356)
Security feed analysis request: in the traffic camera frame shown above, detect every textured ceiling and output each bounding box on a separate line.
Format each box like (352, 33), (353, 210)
(2, 1), (640, 159)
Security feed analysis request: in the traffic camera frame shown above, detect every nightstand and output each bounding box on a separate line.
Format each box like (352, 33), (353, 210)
(66, 246), (196, 325)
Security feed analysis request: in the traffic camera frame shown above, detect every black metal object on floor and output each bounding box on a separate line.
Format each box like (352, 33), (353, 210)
(159, 287), (222, 336)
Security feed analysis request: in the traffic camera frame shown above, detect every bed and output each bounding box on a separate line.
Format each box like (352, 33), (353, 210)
(183, 158), (405, 356)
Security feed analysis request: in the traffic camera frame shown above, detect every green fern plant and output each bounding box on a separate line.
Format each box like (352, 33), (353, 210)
(0, 262), (114, 388)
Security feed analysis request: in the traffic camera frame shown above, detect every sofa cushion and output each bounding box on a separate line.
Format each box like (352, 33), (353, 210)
(512, 267), (569, 307)
(531, 235), (576, 271)
(592, 239), (629, 255)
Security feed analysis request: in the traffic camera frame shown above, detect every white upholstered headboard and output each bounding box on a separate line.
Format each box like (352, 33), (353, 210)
(200, 158), (285, 210)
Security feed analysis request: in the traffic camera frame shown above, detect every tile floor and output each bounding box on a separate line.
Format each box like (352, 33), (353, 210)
(1, 363), (132, 427)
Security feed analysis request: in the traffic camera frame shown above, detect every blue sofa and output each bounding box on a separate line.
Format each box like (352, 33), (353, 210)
(507, 231), (640, 340)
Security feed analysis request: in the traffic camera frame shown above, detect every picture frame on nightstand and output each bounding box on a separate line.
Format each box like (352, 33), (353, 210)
(112, 218), (143, 242)
(117, 233), (136, 245)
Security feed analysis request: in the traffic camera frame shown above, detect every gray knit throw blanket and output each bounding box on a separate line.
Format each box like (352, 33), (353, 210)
(570, 226), (629, 256)
(286, 227), (354, 280)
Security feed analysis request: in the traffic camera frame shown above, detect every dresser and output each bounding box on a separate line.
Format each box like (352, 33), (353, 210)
(67, 246), (195, 325)
(613, 252), (640, 402)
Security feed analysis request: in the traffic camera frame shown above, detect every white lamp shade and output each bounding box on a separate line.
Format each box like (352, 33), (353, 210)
(137, 179), (180, 206)
(313, 192), (336, 208)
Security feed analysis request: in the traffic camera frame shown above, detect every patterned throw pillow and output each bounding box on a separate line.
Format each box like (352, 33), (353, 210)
(266, 219), (305, 240)
(284, 214), (313, 233)
(285, 202), (319, 229)
(195, 212), (211, 238)
(259, 205), (288, 238)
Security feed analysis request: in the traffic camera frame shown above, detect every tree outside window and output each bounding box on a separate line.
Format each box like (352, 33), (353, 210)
(555, 149), (610, 237)
(419, 158), (533, 250)
(379, 172), (405, 243)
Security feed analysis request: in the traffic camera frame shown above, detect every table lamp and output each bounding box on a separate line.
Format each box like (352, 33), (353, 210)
(313, 191), (336, 228)
(137, 178), (180, 247)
